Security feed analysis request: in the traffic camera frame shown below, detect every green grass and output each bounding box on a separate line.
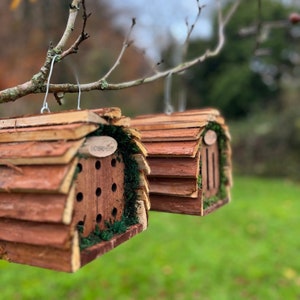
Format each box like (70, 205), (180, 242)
(1, 176), (300, 300)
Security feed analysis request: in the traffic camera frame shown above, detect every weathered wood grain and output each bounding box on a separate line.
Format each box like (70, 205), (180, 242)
(0, 123), (99, 143)
(149, 177), (198, 198)
(143, 140), (200, 157)
(0, 110), (107, 129)
(135, 127), (203, 142)
(80, 224), (143, 268)
(0, 232), (80, 272)
(0, 218), (73, 248)
(0, 139), (84, 165)
(0, 186), (75, 224)
(0, 158), (78, 193)
(147, 153), (200, 178)
(74, 155), (125, 237)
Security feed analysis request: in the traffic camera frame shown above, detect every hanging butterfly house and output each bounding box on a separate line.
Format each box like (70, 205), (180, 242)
(131, 108), (232, 216)
(0, 108), (150, 272)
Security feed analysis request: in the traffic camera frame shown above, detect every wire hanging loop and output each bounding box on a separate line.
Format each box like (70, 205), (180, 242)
(40, 54), (59, 114)
(164, 72), (174, 115)
(74, 72), (81, 110)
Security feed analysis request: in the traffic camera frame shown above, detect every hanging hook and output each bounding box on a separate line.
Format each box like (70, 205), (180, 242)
(40, 54), (59, 114)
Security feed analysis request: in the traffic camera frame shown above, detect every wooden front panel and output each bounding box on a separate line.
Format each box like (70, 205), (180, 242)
(201, 142), (220, 198)
(74, 154), (125, 237)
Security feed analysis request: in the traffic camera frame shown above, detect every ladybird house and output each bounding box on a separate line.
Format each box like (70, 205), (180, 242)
(0, 108), (150, 272)
(131, 108), (232, 216)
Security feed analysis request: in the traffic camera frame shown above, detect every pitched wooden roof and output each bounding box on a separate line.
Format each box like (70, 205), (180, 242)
(0, 107), (149, 272)
(132, 108), (232, 216)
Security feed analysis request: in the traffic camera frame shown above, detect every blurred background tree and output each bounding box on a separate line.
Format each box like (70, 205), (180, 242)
(160, 0), (300, 179)
(1, 0), (299, 180)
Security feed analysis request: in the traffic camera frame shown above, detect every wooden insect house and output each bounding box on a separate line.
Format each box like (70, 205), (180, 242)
(0, 108), (150, 272)
(131, 108), (232, 216)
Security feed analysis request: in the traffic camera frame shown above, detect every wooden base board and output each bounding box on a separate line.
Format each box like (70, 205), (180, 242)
(203, 198), (230, 216)
(80, 223), (143, 268)
(150, 194), (229, 216)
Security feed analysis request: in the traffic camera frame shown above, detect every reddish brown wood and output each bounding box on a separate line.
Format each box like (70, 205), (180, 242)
(74, 154), (125, 237)
(0, 139), (84, 165)
(131, 120), (208, 131)
(147, 153), (200, 178)
(132, 109), (219, 124)
(0, 108), (150, 272)
(150, 194), (203, 216)
(91, 107), (122, 119)
(143, 140), (200, 157)
(0, 159), (77, 193)
(201, 142), (219, 198)
(0, 219), (73, 248)
(0, 123), (99, 143)
(149, 177), (198, 197)
(203, 198), (229, 216)
(0, 233), (79, 272)
(0, 192), (71, 223)
(0, 109), (107, 129)
(139, 127), (203, 142)
(80, 223), (143, 267)
(132, 109), (232, 216)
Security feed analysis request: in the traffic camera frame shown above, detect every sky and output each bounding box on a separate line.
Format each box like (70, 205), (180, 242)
(105, 0), (215, 60)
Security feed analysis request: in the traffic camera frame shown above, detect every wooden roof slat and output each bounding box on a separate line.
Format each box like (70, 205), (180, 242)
(133, 108), (220, 120)
(0, 186), (75, 224)
(149, 194), (202, 216)
(143, 140), (200, 158)
(131, 108), (222, 131)
(0, 233), (80, 272)
(148, 177), (198, 198)
(0, 139), (84, 165)
(131, 112), (217, 125)
(0, 123), (98, 143)
(0, 218), (72, 249)
(137, 127), (204, 142)
(131, 120), (208, 131)
(0, 110), (107, 129)
(0, 158), (78, 194)
(147, 154), (200, 178)
(91, 107), (122, 120)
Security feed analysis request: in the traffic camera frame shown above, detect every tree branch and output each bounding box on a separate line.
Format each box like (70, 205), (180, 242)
(56, 0), (82, 52)
(102, 18), (136, 81)
(0, 0), (241, 104)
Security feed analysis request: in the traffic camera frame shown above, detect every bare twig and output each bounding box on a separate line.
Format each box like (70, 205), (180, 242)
(60, 0), (91, 59)
(55, 0), (82, 52)
(182, 0), (205, 61)
(0, 0), (241, 104)
(102, 18), (136, 81)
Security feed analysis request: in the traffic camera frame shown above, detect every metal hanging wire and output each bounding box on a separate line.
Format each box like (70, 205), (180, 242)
(74, 72), (81, 110)
(164, 72), (174, 115)
(40, 54), (59, 114)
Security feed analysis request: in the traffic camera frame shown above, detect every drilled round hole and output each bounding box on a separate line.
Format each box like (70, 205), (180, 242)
(95, 187), (102, 197)
(96, 214), (102, 223)
(76, 192), (83, 202)
(111, 207), (118, 217)
(95, 160), (101, 170)
(111, 183), (117, 192)
(77, 163), (83, 173)
(111, 158), (117, 167)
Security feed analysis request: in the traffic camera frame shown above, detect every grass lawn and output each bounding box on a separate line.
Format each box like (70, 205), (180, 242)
(0, 176), (299, 300)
